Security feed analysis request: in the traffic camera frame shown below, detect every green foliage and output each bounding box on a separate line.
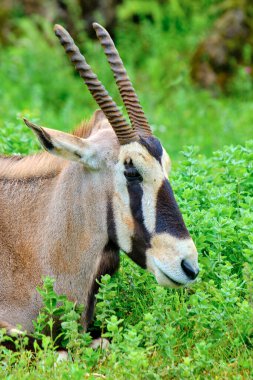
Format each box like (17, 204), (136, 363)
(119, 0), (219, 27)
(0, 118), (40, 155)
(1, 7), (253, 159)
(0, 277), (100, 377)
(33, 277), (87, 349)
(93, 142), (253, 379)
(0, 1), (253, 378)
(1, 141), (252, 379)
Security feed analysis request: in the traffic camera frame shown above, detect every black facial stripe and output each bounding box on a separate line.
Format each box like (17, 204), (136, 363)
(107, 199), (118, 245)
(127, 181), (151, 268)
(85, 241), (120, 325)
(140, 136), (163, 164)
(156, 179), (190, 238)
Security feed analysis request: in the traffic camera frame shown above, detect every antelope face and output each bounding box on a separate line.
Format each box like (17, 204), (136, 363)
(112, 137), (199, 287)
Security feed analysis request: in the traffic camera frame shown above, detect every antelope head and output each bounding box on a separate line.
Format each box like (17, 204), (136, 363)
(24, 24), (199, 288)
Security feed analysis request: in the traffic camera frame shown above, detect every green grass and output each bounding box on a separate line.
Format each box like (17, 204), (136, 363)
(0, 16), (252, 159)
(0, 6), (253, 379)
(1, 142), (252, 379)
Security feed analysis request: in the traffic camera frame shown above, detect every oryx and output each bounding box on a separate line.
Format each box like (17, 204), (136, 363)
(0, 24), (199, 336)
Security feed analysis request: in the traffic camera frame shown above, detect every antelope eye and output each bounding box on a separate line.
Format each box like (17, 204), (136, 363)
(124, 160), (143, 183)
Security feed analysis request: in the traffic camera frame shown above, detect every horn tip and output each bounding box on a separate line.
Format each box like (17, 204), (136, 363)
(54, 24), (66, 37)
(92, 22), (104, 32)
(54, 24), (62, 31)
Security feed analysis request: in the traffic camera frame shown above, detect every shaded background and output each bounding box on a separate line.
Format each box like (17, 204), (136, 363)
(0, 0), (252, 159)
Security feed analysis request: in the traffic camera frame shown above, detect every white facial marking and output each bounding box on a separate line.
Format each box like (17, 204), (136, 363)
(112, 151), (135, 252)
(142, 148), (170, 233)
(113, 142), (165, 243)
(142, 184), (157, 234)
(142, 173), (163, 234)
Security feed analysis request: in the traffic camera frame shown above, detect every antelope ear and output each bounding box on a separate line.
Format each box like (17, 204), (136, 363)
(23, 118), (102, 170)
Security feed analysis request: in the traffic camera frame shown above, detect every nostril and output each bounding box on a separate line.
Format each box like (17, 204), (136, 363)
(181, 260), (199, 280)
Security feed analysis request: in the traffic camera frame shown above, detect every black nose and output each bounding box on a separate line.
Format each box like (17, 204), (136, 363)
(181, 260), (199, 280)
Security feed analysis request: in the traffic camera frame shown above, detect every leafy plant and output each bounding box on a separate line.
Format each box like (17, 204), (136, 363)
(0, 2), (253, 378)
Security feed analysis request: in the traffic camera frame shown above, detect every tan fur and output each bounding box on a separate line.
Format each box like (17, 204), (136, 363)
(0, 111), (118, 332)
(72, 111), (104, 139)
(0, 109), (198, 334)
(0, 153), (65, 180)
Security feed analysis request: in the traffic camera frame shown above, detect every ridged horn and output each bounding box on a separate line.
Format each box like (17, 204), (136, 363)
(93, 22), (152, 138)
(54, 24), (138, 145)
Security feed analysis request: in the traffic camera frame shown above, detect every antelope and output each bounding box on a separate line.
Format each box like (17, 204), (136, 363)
(0, 24), (199, 340)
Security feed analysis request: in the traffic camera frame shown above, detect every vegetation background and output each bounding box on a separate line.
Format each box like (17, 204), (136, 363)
(0, 0), (252, 379)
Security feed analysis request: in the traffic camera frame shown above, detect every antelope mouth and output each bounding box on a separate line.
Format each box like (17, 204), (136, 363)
(157, 267), (184, 287)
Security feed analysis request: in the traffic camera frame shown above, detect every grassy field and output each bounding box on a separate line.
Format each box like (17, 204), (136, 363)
(0, 3), (253, 379)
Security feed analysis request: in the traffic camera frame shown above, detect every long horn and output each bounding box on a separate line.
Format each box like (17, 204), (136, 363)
(93, 22), (152, 138)
(54, 24), (138, 145)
